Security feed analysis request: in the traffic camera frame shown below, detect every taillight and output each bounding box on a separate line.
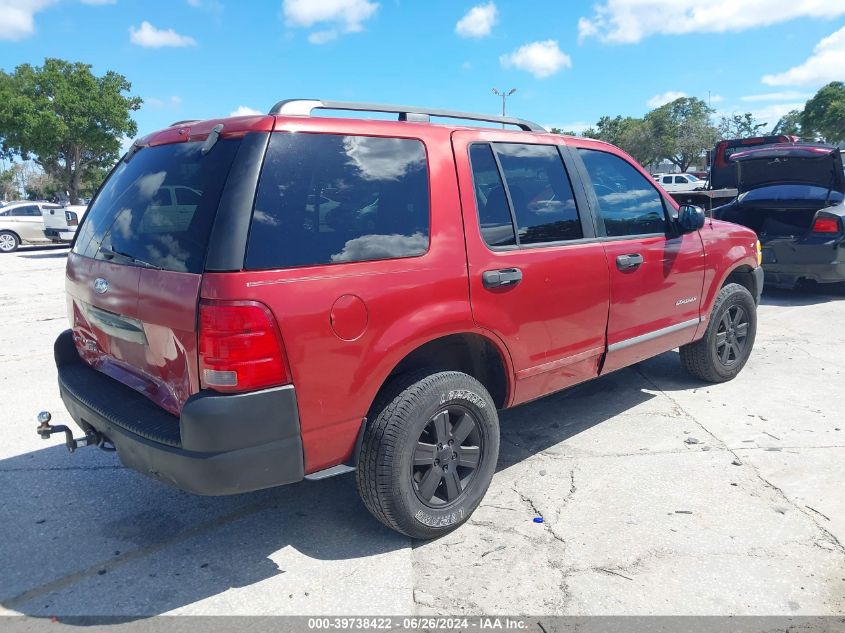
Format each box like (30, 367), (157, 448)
(65, 211), (78, 226)
(198, 300), (290, 393)
(812, 216), (840, 234)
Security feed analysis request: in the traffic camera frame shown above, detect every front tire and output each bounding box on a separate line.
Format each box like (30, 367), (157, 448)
(680, 283), (757, 382)
(356, 371), (500, 539)
(0, 231), (19, 253)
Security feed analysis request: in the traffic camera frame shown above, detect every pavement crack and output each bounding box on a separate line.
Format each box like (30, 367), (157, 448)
(635, 364), (845, 558)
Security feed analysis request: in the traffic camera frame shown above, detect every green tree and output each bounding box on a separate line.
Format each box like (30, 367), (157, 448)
(801, 82), (845, 144)
(549, 127), (579, 136)
(646, 97), (717, 172)
(0, 166), (17, 201)
(718, 112), (768, 139)
(0, 58), (141, 204)
(772, 109), (803, 136)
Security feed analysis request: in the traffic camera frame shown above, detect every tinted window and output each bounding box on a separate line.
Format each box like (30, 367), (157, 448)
(675, 176), (686, 184)
(495, 144), (582, 244)
(246, 133), (429, 270)
(469, 144), (516, 247)
(739, 184), (845, 205)
(578, 149), (667, 237)
(9, 205), (40, 216)
(72, 139), (241, 273)
(662, 176), (672, 184)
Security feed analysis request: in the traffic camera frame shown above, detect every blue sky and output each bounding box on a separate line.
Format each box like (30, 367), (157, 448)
(1, 0), (844, 141)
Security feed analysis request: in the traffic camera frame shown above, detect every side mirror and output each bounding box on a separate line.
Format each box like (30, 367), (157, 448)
(678, 204), (706, 232)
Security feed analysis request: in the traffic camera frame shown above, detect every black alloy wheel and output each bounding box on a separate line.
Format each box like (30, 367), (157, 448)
(715, 304), (749, 367)
(411, 407), (483, 507)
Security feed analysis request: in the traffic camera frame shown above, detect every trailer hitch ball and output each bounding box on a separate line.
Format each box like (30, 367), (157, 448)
(36, 411), (99, 453)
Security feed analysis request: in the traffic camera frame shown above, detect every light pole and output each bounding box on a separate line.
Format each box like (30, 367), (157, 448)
(492, 88), (516, 127)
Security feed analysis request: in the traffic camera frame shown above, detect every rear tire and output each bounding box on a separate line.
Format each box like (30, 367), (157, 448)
(680, 283), (757, 382)
(0, 231), (19, 253)
(356, 371), (499, 539)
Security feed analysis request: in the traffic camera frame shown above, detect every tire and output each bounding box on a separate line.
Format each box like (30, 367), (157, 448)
(680, 283), (757, 383)
(0, 231), (19, 253)
(356, 371), (500, 539)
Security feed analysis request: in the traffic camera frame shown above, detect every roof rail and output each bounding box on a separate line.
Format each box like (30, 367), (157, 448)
(169, 119), (200, 127)
(268, 99), (545, 132)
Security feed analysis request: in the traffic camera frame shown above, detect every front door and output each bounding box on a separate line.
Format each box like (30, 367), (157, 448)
(573, 146), (706, 374)
(453, 131), (611, 405)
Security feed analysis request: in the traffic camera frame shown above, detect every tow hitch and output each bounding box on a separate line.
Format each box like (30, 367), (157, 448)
(36, 411), (114, 452)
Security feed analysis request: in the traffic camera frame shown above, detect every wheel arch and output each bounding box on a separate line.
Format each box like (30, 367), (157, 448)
(368, 331), (513, 414)
(722, 264), (758, 298)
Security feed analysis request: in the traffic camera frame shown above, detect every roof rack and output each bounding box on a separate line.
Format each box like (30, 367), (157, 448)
(169, 119), (200, 127)
(268, 99), (545, 132)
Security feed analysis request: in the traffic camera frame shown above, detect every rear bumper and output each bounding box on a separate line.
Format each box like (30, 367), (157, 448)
(54, 329), (305, 495)
(43, 228), (74, 243)
(761, 239), (845, 287)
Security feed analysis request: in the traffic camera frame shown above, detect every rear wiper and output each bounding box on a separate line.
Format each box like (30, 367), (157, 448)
(99, 246), (161, 270)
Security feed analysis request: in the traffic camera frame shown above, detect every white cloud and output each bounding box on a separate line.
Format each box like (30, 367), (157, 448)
(740, 91), (813, 102)
(762, 26), (845, 86)
(718, 102), (806, 128)
(229, 105), (263, 116)
(283, 0), (378, 43)
(0, 0), (57, 41)
(129, 21), (197, 48)
(145, 96), (183, 110)
(578, 0), (845, 44)
(455, 2), (497, 39)
(646, 91), (687, 108)
(709, 94), (724, 104)
(499, 40), (571, 79)
(544, 121), (593, 135)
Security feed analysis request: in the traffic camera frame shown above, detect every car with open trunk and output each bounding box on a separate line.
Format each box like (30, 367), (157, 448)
(42, 99), (763, 538)
(713, 143), (845, 288)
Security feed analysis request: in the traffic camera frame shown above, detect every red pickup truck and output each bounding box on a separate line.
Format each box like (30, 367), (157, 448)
(41, 100), (763, 539)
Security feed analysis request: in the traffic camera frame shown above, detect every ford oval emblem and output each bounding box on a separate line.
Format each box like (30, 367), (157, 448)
(93, 278), (109, 294)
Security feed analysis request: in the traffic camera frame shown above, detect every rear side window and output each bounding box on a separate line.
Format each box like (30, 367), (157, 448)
(73, 139), (241, 273)
(495, 143), (582, 244)
(578, 148), (667, 237)
(469, 142), (582, 248)
(246, 133), (430, 270)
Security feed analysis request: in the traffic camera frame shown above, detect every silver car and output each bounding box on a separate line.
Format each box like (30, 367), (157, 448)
(0, 201), (61, 253)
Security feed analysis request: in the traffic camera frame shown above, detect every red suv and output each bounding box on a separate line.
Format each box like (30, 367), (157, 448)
(43, 100), (763, 538)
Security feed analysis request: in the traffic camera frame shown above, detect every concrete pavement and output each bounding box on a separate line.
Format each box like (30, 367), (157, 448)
(1, 247), (842, 617)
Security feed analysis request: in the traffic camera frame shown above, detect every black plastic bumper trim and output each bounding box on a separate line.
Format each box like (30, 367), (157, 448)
(54, 329), (305, 495)
(753, 266), (764, 304)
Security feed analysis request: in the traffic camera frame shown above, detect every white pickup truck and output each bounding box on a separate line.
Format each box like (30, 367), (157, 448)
(42, 204), (88, 243)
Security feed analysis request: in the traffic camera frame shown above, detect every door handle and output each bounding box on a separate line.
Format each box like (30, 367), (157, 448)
(482, 268), (523, 289)
(616, 253), (644, 271)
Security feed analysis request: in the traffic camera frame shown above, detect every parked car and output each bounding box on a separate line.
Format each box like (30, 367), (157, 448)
(42, 100), (762, 539)
(653, 173), (705, 192)
(714, 144), (845, 288)
(42, 204), (89, 244)
(0, 200), (62, 252)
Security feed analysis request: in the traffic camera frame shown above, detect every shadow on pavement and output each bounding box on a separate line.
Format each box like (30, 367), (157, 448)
(761, 283), (845, 307)
(0, 351), (696, 619)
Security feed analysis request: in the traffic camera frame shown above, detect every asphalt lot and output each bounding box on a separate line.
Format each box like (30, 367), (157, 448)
(0, 245), (843, 618)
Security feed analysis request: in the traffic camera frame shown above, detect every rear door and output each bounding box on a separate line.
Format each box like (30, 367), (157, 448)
(453, 131), (610, 405)
(573, 146), (705, 374)
(67, 136), (243, 415)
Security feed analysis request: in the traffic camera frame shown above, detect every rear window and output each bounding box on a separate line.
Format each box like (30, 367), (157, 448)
(72, 139), (241, 273)
(245, 133), (430, 270)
